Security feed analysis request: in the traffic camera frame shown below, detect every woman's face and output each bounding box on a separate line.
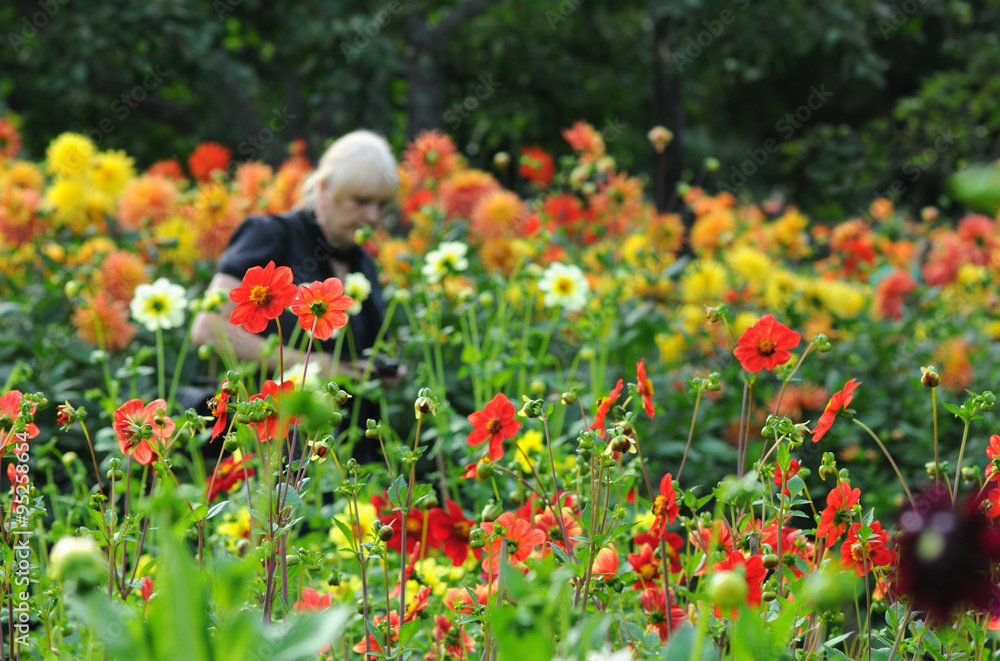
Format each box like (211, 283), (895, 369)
(316, 182), (390, 249)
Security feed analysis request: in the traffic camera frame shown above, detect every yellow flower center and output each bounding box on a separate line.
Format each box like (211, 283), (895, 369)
(640, 564), (656, 580)
(641, 378), (654, 396)
(486, 418), (502, 434)
(249, 285), (271, 306)
(145, 296), (167, 314)
(850, 541), (871, 562)
(756, 338), (776, 356)
(652, 495), (670, 518)
(554, 277), (574, 294)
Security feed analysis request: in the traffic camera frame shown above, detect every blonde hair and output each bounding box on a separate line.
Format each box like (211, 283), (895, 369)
(295, 130), (398, 211)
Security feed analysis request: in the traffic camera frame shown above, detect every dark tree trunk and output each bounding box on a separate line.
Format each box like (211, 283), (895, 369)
(653, 15), (684, 212)
(405, 0), (499, 138)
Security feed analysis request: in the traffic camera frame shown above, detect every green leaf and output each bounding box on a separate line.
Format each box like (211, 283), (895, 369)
(397, 619), (421, 646)
(776, 442), (791, 473)
(206, 500), (229, 520)
(331, 516), (357, 548)
(386, 474), (407, 509)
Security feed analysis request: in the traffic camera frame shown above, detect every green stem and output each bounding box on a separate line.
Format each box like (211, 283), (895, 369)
(167, 314), (197, 413)
(852, 419), (916, 510)
(154, 326), (166, 401)
(952, 418), (972, 505)
(676, 390), (702, 481)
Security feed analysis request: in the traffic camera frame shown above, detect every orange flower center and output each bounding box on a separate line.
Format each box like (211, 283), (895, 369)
(486, 418), (502, 434)
(641, 378), (654, 396)
(249, 285), (271, 306)
(407, 517), (422, 534)
(454, 521), (471, 541)
(652, 495), (670, 518)
(850, 541), (872, 562)
(756, 337), (776, 356)
(640, 564), (656, 580)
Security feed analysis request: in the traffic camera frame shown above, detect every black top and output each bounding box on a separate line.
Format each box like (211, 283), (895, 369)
(216, 208), (386, 355)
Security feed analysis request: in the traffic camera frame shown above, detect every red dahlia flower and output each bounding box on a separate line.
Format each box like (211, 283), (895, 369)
(812, 378), (861, 442)
(229, 261), (297, 334)
(519, 146), (555, 187)
(205, 451), (255, 502)
(712, 551), (767, 617)
(466, 393), (520, 462)
(249, 379), (297, 442)
(588, 379), (623, 439)
(188, 142), (231, 181)
(290, 277), (354, 340)
(986, 434), (1000, 484)
(640, 587), (686, 642)
(636, 358), (655, 418)
(113, 398), (175, 465)
(0, 390), (39, 448)
(209, 383), (231, 441)
(427, 499), (476, 566)
(816, 482), (861, 548)
(840, 520), (893, 576)
(481, 511), (545, 576)
(651, 473), (679, 537)
(733, 314), (801, 373)
(592, 545), (620, 581)
(293, 587), (332, 613)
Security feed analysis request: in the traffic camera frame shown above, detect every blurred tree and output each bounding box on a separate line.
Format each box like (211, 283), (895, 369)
(2, 0), (999, 216)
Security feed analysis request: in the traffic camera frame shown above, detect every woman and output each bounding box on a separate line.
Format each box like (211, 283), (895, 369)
(189, 130), (405, 457)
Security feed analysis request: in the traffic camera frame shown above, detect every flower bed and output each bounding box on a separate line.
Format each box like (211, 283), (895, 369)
(2, 117), (1000, 659)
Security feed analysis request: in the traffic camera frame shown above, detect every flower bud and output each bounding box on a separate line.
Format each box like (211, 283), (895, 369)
(378, 524), (395, 542)
(707, 571), (747, 610)
(494, 152), (510, 169)
(224, 434), (239, 452)
(762, 554), (779, 570)
(561, 391), (577, 405)
(481, 501), (502, 523)
(50, 536), (106, 588)
(920, 366), (940, 388)
(703, 157), (720, 172)
(475, 460), (494, 482)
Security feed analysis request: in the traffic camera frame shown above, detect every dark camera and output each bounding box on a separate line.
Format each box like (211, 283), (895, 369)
(373, 356), (400, 378)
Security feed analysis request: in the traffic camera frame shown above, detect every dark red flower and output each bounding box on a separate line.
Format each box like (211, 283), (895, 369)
(733, 314), (801, 373)
(229, 261), (297, 334)
(896, 486), (1000, 625)
(588, 379), (623, 439)
(466, 393), (521, 462)
(427, 500), (476, 566)
(812, 378), (861, 442)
